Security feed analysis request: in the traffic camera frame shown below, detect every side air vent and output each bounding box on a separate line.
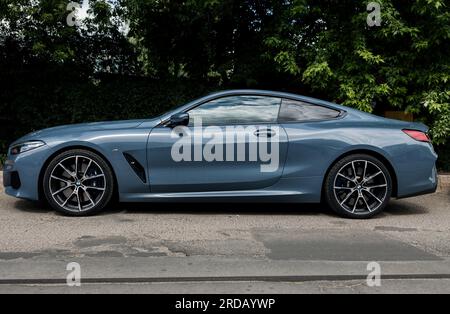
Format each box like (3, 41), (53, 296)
(11, 171), (21, 189)
(123, 153), (147, 183)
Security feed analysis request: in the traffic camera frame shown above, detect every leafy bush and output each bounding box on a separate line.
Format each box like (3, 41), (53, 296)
(0, 154), (5, 169)
(436, 144), (450, 173)
(0, 0), (448, 170)
(0, 71), (213, 154)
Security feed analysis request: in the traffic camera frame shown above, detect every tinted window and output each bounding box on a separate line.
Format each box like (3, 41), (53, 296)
(188, 96), (281, 126)
(278, 99), (340, 122)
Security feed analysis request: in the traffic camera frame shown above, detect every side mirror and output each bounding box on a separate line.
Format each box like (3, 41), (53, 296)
(169, 113), (189, 127)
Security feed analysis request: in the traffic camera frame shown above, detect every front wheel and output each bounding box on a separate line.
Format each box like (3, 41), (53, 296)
(43, 149), (114, 216)
(324, 154), (392, 219)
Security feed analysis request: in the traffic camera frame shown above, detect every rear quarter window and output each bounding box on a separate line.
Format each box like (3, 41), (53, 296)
(278, 99), (341, 122)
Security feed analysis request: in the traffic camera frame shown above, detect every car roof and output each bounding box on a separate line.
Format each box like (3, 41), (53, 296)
(191, 89), (349, 111)
(156, 89), (421, 129)
(159, 89), (370, 123)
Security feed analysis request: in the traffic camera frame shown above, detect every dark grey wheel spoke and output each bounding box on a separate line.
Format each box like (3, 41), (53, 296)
(363, 171), (382, 183)
(361, 193), (372, 212)
(334, 186), (353, 190)
(61, 190), (76, 207)
(51, 175), (72, 185)
(362, 161), (368, 181)
(52, 185), (73, 196)
(352, 195), (360, 213)
(364, 189), (383, 204)
(364, 184), (387, 189)
(338, 173), (355, 182)
(351, 161), (357, 180)
(340, 190), (357, 206)
(334, 160), (388, 215)
(83, 174), (105, 181)
(58, 163), (75, 178)
(49, 155), (106, 213)
(85, 186), (106, 191)
(82, 160), (93, 180)
(82, 188), (96, 206)
(76, 190), (82, 211)
(75, 156), (79, 176)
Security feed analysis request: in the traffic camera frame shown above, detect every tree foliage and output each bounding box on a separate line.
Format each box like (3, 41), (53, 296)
(124, 0), (450, 144)
(0, 0), (449, 167)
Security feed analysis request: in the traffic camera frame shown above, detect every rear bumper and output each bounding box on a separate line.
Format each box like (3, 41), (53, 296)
(394, 142), (438, 199)
(396, 165), (438, 199)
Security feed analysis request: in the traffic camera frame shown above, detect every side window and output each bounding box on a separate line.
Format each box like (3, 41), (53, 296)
(188, 96), (281, 126)
(278, 99), (341, 122)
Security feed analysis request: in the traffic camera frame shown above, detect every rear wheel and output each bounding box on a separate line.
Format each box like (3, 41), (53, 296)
(43, 149), (114, 216)
(324, 154), (392, 219)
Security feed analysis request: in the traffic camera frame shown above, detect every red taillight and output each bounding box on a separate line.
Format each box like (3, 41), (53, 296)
(402, 129), (431, 143)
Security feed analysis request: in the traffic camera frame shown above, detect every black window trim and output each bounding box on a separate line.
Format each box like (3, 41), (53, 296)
(158, 93), (346, 127)
(277, 98), (347, 124)
(161, 94), (283, 127)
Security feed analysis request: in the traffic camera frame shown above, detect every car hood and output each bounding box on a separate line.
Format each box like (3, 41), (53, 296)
(13, 119), (152, 144)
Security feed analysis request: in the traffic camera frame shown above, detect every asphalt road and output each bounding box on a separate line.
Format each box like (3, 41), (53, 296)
(1, 173), (449, 294)
(2, 279), (450, 294)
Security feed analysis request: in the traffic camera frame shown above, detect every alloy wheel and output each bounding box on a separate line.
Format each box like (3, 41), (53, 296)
(48, 155), (107, 213)
(333, 160), (388, 215)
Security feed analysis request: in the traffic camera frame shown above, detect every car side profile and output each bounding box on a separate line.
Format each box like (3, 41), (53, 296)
(3, 90), (438, 218)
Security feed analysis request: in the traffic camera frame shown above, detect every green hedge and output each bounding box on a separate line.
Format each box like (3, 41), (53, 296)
(0, 69), (216, 171)
(436, 145), (450, 173)
(0, 72), (212, 154)
(1, 71), (449, 172)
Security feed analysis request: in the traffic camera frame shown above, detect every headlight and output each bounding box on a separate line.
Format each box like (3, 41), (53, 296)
(10, 141), (45, 155)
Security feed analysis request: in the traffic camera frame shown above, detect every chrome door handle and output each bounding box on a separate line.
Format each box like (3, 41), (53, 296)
(254, 129), (276, 138)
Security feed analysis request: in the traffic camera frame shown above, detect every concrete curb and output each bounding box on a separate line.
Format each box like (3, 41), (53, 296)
(1, 257), (450, 282)
(0, 171), (449, 193)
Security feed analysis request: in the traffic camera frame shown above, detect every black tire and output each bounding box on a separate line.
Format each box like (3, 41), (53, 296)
(324, 154), (392, 219)
(43, 149), (114, 216)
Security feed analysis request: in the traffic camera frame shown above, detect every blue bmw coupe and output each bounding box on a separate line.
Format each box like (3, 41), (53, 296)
(3, 90), (438, 218)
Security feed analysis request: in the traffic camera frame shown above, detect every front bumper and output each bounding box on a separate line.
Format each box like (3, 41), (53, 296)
(3, 145), (50, 201)
(3, 168), (21, 190)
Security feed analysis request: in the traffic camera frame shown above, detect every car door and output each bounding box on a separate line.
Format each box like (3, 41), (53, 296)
(278, 98), (345, 179)
(147, 95), (289, 193)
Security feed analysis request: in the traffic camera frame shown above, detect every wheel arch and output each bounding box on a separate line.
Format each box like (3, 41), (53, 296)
(322, 149), (398, 198)
(38, 145), (119, 202)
